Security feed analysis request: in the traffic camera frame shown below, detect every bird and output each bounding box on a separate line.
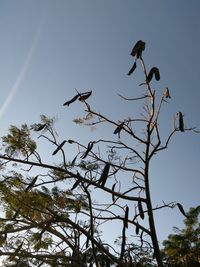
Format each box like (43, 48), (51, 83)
(163, 87), (171, 99)
(78, 91), (92, 102)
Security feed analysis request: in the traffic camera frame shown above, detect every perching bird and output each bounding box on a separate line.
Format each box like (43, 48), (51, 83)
(163, 87), (171, 99)
(130, 40), (146, 58)
(78, 91), (92, 102)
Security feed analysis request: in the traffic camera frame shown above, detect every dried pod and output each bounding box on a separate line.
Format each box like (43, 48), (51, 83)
(127, 62), (137, 76)
(147, 67), (160, 82)
(177, 203), (188, 218)
(71, 180), (80, 191)
(98, 162), (110, 187)
(52, 140), (66, 155)
(130, 40), (146, 58)
(135, 222), (140, 235)
(146, 68), (154, 83)
(163, 87), (171, 99)
(78, 91), (92, 102)
(85, 236), (90, 248)
(112, 183), (116, 202)
(178, 112), (184, 132)
(63, 94), (80, 106)
(124, 206), (129, 228)
(68, 139), (74, 144)
(138, 200), (144, 220)
(153, 67), (160, 81)
(25, 176), (38, 191)
(113, 122), (124, 135)
(71, 155), (78, 166)
(81, 141), (94, 159)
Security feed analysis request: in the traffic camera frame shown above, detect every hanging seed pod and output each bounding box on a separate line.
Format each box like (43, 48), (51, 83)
(85, 235), (90, 248)
(25, 176), (38, 191)
(177, 203), (188, 218)
(178, 112), (184, 132)
(52, 140), (66, 155)
(111, 183), (116, 202)
(124, 206), (129, 228)
(78, 91), (92, 102)
(138, 200), (144, 220)
(81, 142), (94, 159)
(130, 40), (146, 58)
(146, 68), (154, 83)
(71, 155), (78, 166)
(113, 122), (125, 135)
(135, 222), (140, 235)
(98, 162), (110, 187)
(63, 94), (80, 106)
(71, 180), (80, 191)
(68, 139), (74, 144)
(153, 67), (160, 81)
(127, 62), (137, 76)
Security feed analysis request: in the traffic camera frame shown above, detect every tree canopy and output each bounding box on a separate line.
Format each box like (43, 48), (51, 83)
(163, 206), (200, 267)
(0, 41), (198, 267)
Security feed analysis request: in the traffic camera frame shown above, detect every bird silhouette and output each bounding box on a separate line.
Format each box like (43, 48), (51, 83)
(163, 87), (171, 98)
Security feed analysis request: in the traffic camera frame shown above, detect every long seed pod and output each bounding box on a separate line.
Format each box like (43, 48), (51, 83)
(146, 68), (154, 83)
(71, 180), (80, 191)
(124, 206), (129, 228)
(130, 40), (145, 58)
(113, 122), (124, 135)
(85, 235), (90, 248)
(78, 91), (92, 102)
(98, 162), (110, 187)
(127, 62), (137, 76)
(111, 183), (116, 202)
(153, 67), (160, 81)
(52, 140), (66, 155)
(178, 112), (184, 132)
(25, 176), (38, 191)
(63, 94), (80, 106)
(71, 155), (78, 166)
(135, 222), (140, 235)
(81, 141), (94, 159)
(138, 200), (144, 220)
(177, 203), (188, 218)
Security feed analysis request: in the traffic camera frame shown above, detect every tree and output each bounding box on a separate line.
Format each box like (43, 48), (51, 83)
(0, 41), (197, 266)
(163, 206), (200, 267)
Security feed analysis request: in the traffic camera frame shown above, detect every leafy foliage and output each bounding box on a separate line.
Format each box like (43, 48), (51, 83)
(163, 206), (200, 266)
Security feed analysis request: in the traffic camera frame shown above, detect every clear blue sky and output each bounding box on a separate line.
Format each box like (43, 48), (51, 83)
(0, 0), (199, 243)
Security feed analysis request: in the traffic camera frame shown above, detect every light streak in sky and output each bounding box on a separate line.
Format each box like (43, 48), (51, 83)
(0, 16), (46, 120)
